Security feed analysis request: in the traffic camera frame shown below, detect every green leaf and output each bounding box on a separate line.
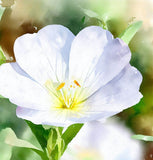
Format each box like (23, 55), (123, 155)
(81, 8), (108, 29)
(82, 8), (101, 20)
(4, 128), (41, 150)
(62, 123), (83, 153)
(0, 47), (6, 65)
(0, 95), (4, 98)
(0, 128), (12, 160)
(119, 21), (142, 44)
(26, 121), (50, 150)
(2, 128), (49, 160)
(132, 134), (153, 142)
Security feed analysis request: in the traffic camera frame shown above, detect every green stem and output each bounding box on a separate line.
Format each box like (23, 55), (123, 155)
(32, 149), (49, 160)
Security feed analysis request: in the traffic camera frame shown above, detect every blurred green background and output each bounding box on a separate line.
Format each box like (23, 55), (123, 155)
(0, 0), (153, 159)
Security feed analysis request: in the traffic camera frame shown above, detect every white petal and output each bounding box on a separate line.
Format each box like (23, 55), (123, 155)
(61, 120), (143, 160)
(83, 38), (131, 95)
(16, 105), (109, 126)
(10, 62), (31, 78)
(16, 107), (74, 127)
(0, 63), (51, 110)
(14, 25), (75, 84)
(37, 25), (75, 81)
(69, 110), (118, 123)
(84, 64), (142, 114)
(69, 26), (113, 85)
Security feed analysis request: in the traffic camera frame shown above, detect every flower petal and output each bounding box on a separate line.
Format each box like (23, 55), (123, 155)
(16, 107), (74, 126)
(0, 63), (51, 110)
(84, 64), (142, 115)
(61, 120), (143, 160)
(83, 38), (131, 95)
(69, 26), (113, 85)
(69, 110), (118, 123)
(14, 25), (75, 84)
(14, 64), (142, 125)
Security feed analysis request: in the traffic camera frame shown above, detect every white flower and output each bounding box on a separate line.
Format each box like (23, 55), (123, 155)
(61, 119), (144, 160)
(0, 25), (142, 126)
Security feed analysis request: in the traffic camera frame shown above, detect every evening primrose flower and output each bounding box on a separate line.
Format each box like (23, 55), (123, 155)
(61, 119), (144, 160)
(0, 25), (142, 126)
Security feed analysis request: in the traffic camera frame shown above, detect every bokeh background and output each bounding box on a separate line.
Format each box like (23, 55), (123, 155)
(0, 0), (153, 159)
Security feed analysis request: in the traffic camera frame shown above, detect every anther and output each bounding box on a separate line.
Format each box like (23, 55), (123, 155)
(56, 82), (65, 90)
(74, 80), (81, 87)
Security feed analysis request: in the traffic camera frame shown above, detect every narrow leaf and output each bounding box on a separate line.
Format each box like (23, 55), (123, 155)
(4, 128), (41, 150)
(62, 123), (83, 153)
(26, 121), (50, 150)
(119, 21), (142, 44)
(132, 134), (153, 142)
(1, 128), (49, 160)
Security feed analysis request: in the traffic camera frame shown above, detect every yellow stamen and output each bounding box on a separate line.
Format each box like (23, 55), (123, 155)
(56, 82), (65, 91)
(74, 80), (81, 87)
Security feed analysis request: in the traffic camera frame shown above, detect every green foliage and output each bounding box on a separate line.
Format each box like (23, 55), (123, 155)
(0, 128), (49, 160)
(25, 120), (84, 160)
(47, 129), (58, 155)
(0, 128), (12, 160)
(46, 124), (83, 160)
(119, 21), (142, 44)
(0, 7), (6, 66)
(0, 95), (4, 98)
(81, 16), (86, 24)
(62, 123), (83, 154)
(82, 8), (108, 29)
(82, 8), (101, 20)
(26, 121), (50, 150)
(0, 47), (6, 65)
(4, 128), (41, 150)
(47, 127), (64, 160)
(132, 134), (153, 142)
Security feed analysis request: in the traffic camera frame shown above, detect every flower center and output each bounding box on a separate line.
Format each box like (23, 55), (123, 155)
(45, 79), (84, 111)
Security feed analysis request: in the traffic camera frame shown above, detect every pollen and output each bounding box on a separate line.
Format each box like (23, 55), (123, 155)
(74, 80), (81, 87)
(56, 82), (65, 91)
